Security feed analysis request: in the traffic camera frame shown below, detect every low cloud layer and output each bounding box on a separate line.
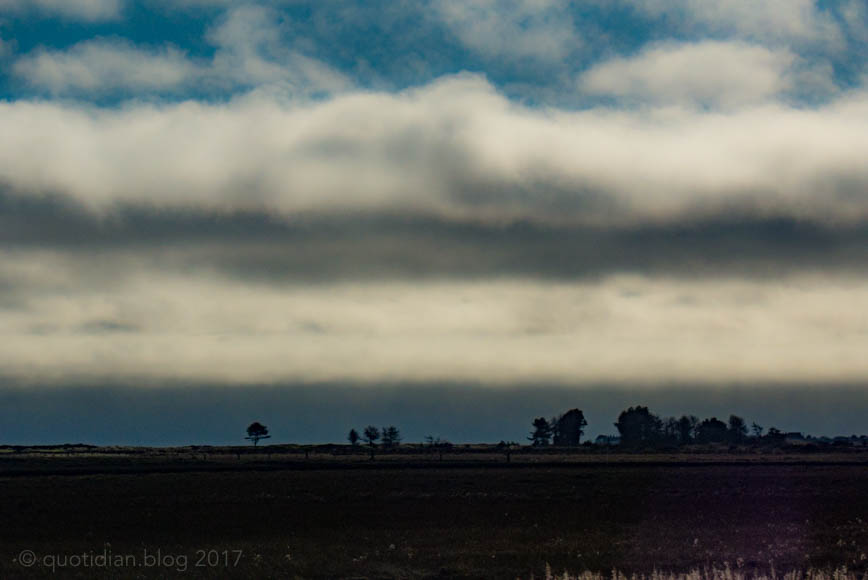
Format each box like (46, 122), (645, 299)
(2, 250), (868, 385)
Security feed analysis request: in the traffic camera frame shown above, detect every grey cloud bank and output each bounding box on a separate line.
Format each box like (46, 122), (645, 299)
(2, 193), (867, 281)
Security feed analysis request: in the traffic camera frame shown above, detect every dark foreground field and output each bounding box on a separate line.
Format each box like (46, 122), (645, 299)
(2, 453), (868, 578)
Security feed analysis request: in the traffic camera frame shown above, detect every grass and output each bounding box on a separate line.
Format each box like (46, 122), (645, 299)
(535, 564), (865, 580)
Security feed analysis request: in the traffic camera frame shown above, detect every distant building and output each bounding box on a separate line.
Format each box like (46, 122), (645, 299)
(594, 435), (620, 446)
(783, 432), (806, 445)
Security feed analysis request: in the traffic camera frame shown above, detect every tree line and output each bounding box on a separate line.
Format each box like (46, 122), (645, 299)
(245, 405), (857, 449)
(529, 405), (815, 448)
(246, 422), (402, 450)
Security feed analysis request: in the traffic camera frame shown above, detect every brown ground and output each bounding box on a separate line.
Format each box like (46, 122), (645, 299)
(1, 453), (868, 578)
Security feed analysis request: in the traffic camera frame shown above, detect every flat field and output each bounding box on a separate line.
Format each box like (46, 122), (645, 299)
(1, 451), (868, 578)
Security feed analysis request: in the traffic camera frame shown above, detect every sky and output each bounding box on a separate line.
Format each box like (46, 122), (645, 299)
(1, 0), (868, 444)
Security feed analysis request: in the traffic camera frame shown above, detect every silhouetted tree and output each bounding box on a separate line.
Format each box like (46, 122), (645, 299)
(663, 417), (680, 445)
(363, 425), (380, 459)
(696, 417), (728, 443)
(765, 427), (784, 443)
(751, 422), (764, 438)
(348, 428), (360, 446)
(363, 425), (380, 447)
(381, 425), (401, 448)
(552, 409), (588, 446)
(614, 406), (663, 448)
(677, 415), (698, 445)
(728, 415), (748, 444)
(245, 422), (270, 446)
(528, 417), (553, 446)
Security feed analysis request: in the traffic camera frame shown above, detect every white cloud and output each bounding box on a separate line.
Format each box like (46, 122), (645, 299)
(13, 40), (199, 94)
(627, 0), (843, 49)
(841, 0), (868, 44)
(2, 74), (868, 225)
(432, 0), (579, 62)
(206, 4), (350, 92)
(0, 0), (123, 21)
(579, 41), (798, 108)
(147, 0), (233, 7)
(12, 5), (351, 96)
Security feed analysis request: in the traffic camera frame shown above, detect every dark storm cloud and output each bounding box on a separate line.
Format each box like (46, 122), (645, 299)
(0, 189), (865, 283)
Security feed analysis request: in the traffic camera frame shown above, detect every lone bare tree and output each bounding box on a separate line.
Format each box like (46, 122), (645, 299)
(348, 428), (360, 446)
(245, 422), (270, 446)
